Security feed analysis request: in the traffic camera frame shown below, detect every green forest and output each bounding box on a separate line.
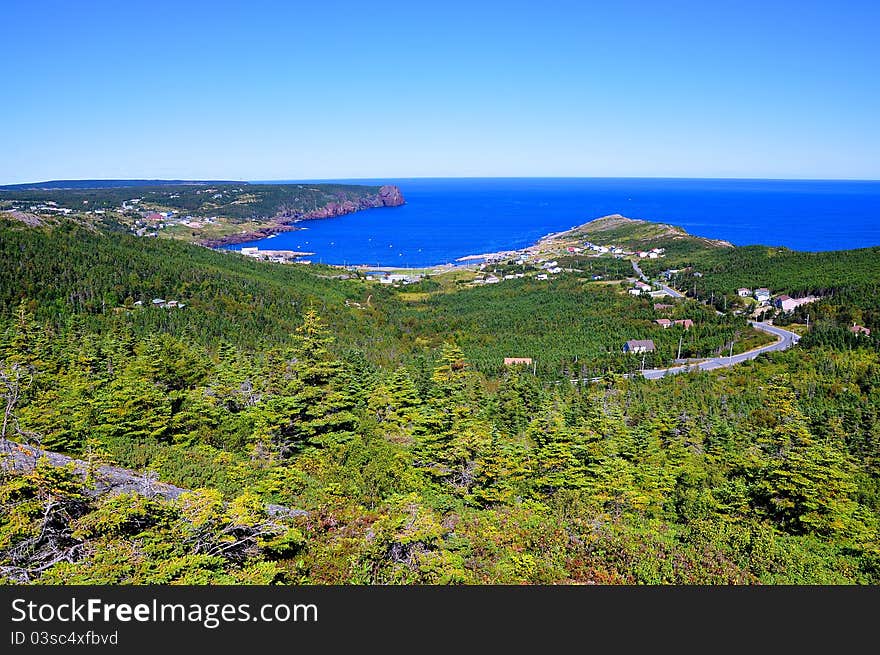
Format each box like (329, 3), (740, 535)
(1, 214), (878, 584)
(0, 182), (387, 222)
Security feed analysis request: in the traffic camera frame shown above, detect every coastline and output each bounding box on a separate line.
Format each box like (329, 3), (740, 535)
(199, 222), (303, 248)
(202, 184), (405, 249)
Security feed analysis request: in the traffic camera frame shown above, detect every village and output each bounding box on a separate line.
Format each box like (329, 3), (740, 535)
(466, 235), (834, 373)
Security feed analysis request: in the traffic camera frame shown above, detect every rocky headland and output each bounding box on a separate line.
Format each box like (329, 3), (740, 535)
(200, 185), (405, 248)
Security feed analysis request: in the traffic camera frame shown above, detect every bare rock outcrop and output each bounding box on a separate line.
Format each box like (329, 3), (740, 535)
(0, 439), (305, 517)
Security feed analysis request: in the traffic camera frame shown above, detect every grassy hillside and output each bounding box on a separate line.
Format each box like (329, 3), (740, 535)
(548, 214), (734, 258)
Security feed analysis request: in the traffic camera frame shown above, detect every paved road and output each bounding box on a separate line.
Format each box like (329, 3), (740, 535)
(631, 260), (685, 298)
(640, 321), (800, 379)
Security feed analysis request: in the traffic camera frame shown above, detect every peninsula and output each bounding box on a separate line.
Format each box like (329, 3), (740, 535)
(0, 179), (405, 247)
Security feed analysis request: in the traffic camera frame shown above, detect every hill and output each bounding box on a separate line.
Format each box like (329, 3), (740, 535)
(0, 180), (405, 246)
(542, 214), (734, 252)
(1, 213), (878, 585)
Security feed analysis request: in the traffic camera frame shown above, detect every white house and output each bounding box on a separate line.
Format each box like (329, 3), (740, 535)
(737, 288), (751, 297)
(754, 288), (771, 302)
(624, 339), (656, 354)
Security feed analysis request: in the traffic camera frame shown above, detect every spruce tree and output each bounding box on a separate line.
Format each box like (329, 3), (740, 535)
(252, 310), (357, 457)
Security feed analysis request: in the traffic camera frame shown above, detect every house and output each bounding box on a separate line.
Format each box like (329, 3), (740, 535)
(674, 319), (694, 330)
(654, 303), (673, 311)
(547, 267), (562, 274)
(624, 339), (656, 354)
(485, 275), (500, 284)
(379, 274), (411, 285)
(151, 298), (165, 305)
(737, 288), (751, 297)
(774, 295), (798, 312)
(504, 357), (533, 366)
(776, 294), (819, 312)
(754, 288), (771, 302)
(850, 324), (871, 336)
(536, 274), (548, 281)
(635, 281), (652, 291)
(655, 319), (673, 328)
(628, 288), (642, 296)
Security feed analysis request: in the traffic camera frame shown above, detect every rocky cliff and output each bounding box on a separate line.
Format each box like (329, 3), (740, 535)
(199, 185), (405, 248)
(280, 184), (405, 220)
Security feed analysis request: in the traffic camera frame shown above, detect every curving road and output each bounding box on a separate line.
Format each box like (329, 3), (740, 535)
(631, 260), (685, 299)
(640, 321), (800, 379)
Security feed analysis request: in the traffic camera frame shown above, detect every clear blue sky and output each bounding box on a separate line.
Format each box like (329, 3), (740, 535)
(2, 0), (878, 183)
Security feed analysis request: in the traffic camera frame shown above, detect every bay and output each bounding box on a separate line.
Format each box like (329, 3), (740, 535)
(227, 178), (880, 267)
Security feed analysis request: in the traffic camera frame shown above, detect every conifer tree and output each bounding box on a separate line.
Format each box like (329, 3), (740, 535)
(750, 384), (867, 539)
(252, 310), (356, 457)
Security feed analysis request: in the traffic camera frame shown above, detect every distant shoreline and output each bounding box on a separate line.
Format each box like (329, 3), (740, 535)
(215, 178), (880, 266)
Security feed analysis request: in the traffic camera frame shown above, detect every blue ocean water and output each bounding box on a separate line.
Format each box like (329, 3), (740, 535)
(227, 178), (880, 267)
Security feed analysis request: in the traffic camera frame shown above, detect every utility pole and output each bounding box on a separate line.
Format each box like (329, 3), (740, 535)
(677, 334), (683, 360)
(641, 353), (646, 371)
(806, 313), (810, 330)
(729, 339), (734, 358)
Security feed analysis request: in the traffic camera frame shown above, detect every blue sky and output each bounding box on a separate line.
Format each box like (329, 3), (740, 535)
(1, 0), (878, 183)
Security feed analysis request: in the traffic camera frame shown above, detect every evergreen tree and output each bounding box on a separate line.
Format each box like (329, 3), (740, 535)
(749, 384), (868, 540)
(252, 311), (357, 457)
(526, 404), (586, 494)
(367, 367), (424, 445)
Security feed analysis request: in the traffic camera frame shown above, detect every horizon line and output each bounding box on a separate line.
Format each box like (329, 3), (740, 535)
(261, 174), (880, 183)
(5, 174), (880, 187)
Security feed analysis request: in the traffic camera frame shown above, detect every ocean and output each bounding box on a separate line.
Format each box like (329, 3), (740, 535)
(227, 178), (880, 267)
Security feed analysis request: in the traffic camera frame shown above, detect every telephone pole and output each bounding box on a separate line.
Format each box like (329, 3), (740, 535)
(677, 334), (683, 360)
